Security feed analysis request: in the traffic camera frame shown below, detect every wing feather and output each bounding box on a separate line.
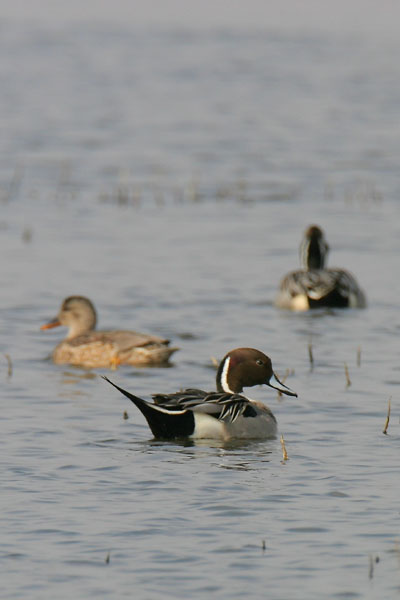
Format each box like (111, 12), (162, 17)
(152, 389), (251, 423)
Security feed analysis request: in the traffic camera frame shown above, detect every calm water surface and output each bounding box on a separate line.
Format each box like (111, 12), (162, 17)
(1, 19), (400, 600)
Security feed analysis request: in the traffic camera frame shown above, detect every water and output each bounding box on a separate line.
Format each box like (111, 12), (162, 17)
(1, 18), (400, 600)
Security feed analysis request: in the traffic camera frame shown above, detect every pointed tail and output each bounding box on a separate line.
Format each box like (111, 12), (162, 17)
(102, 376), (195, 439)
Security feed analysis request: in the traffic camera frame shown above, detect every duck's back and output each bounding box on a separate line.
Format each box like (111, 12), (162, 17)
(276, 268), (366, 310)
(53, 329), (177, 368)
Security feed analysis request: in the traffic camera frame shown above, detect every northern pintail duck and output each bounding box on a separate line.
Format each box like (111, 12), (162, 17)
(103, 347), (297, 440)
(275, 225), (366, 310)
(41, 296), (178, 368)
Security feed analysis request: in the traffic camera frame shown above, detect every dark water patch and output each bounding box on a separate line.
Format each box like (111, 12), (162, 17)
(151, 551), (200, 564)
(332, 593), (362, 599)
(1, 552), (27, 560)
(200, 504), (252, 517)
(28, 528), (80, 536)
(175, 332), (200, 340)
(286, 526), (330, 533)
(111, 528), (166, 537)
(90, 465), (120, 472)
(64, 559), (108, 567)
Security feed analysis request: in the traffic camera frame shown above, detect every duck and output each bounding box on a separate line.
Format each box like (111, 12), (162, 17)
(41, 296), (178, 368)
(275, 225), (366, 310)
(103, 347), (297, 440)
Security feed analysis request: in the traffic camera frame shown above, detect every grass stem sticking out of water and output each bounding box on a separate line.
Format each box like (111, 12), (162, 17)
(383, 397), (391, 435)
(308, 341), (314, 370)
(210, 356), (219, 368)
(394, 541), (400, 569)
(280, 434), (288, 461)
(2, 163), (24, 203)
(22, 227), (32, 243)
(4, 354), (12, 378)
(368, 554), (380, 579)
(105, 552), (110, 564)
(357, 346), (361, 367)
(123, 411), (129, 420)
(344, 363), (351, 388)
(276, 369), (294, 400)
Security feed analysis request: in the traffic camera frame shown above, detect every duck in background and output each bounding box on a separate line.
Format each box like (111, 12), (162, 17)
(41, 296), (178, 368)
(275, 225), (366, 310)
(103, 347), (297, 440)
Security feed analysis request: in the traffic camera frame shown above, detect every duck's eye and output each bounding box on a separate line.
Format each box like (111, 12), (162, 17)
(256, 359), (264, 366)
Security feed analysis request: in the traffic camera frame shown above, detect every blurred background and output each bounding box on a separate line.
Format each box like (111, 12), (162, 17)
(1, 2), (400, 599)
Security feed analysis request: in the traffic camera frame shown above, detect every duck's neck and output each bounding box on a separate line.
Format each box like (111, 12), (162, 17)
(300, 236), (327, 270)
(216, 356), (242, 394)
(66, 318), (96, 339)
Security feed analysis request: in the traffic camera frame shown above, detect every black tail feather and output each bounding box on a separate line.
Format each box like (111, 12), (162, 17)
(102, 375), (147, 408)
(102, 376), (195, 439)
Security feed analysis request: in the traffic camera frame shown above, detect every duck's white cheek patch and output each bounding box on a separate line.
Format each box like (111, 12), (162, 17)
(220, 356), (235, 393)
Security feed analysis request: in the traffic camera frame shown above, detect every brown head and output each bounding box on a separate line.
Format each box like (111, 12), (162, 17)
(216, 347), (297, 396)
(41, 296), (97, 339)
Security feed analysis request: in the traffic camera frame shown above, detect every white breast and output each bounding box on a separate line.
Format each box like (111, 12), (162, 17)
(191, 404), (277, 440)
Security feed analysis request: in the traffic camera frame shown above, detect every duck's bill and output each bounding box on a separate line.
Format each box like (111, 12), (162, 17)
(268, 372), (297, 397)
(40, 318), (61, 330)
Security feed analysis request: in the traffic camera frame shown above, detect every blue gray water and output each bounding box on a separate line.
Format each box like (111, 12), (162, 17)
(1, 19), (400, 599)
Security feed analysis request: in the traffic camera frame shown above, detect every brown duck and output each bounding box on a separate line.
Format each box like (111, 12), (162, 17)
(41, 296), (178, 368)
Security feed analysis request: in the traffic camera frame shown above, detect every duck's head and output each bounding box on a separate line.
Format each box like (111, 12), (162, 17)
(216, 347), (297, 396)
(299, 224), (329, 270)
(41, 296), (97, 339)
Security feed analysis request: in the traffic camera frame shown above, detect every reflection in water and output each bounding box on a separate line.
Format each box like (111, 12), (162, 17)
(116, 436), (277, 472)
(61, 369), (98, 381)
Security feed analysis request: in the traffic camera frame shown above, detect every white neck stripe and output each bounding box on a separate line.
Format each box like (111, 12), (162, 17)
(220, 356), (235, 393)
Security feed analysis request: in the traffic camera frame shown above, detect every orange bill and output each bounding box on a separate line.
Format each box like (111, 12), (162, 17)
(40, 318), (61, 330)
